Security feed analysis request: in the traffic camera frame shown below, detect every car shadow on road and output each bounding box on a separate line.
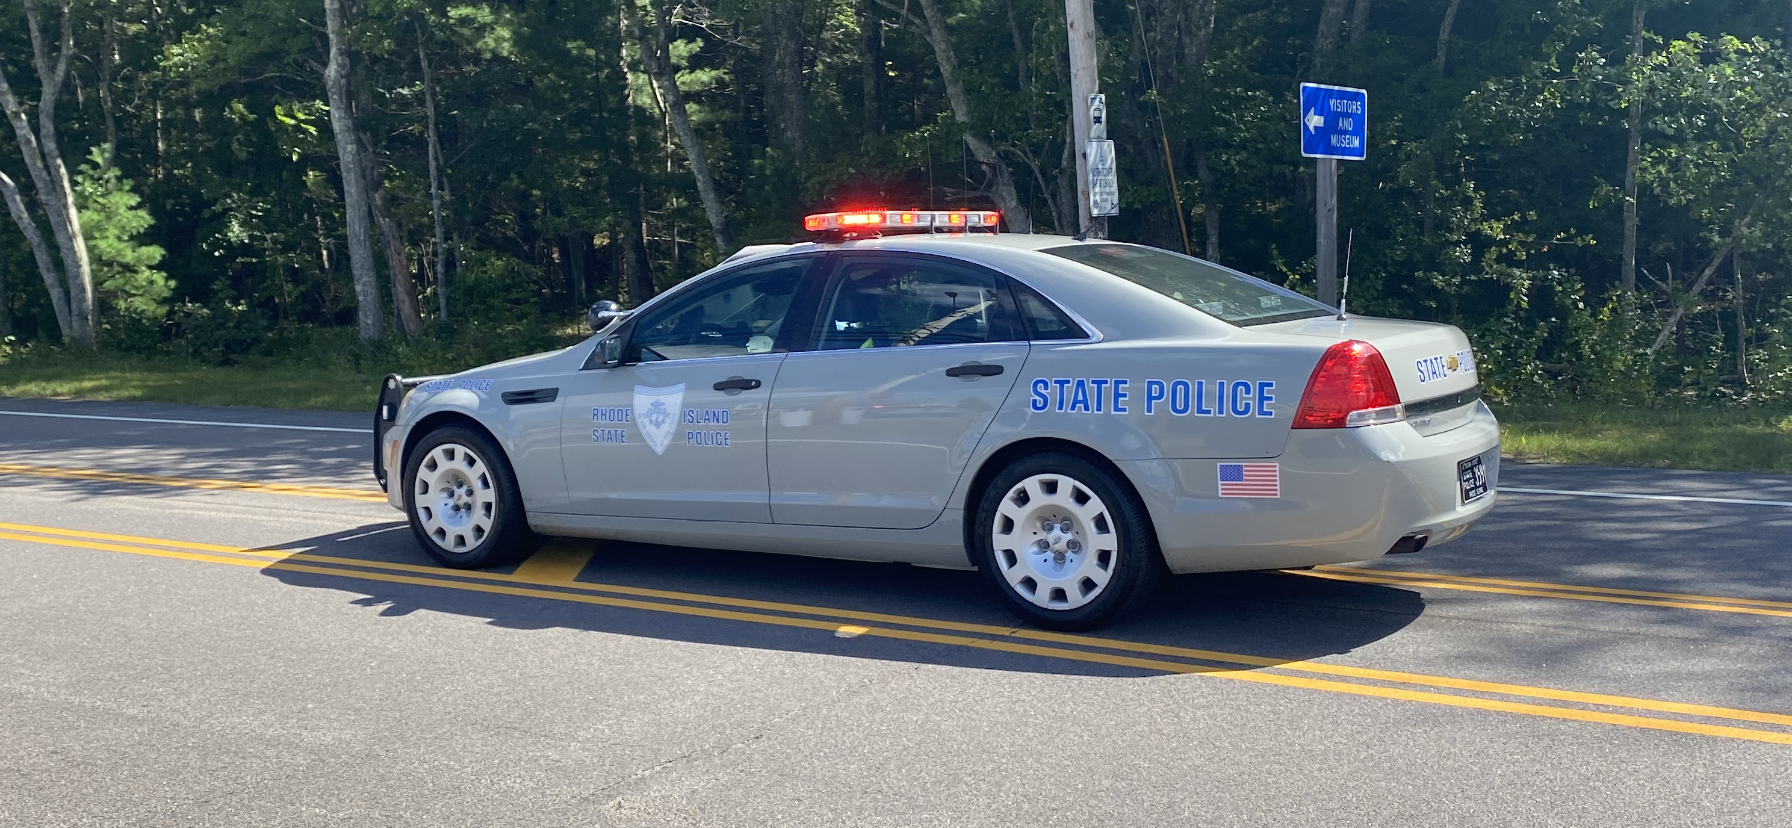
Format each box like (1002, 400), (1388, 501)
(257, 522), (1426, 678)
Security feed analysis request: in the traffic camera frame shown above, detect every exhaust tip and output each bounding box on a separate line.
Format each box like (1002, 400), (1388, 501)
(1388, 533), (1429, 555)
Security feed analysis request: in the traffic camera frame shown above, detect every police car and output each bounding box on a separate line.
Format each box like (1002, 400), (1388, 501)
(374, 209), (1498, 630)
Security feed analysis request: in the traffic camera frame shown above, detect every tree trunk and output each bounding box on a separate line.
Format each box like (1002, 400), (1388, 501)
(858, 0), (882, 136)
(762, 0), (807, 159)
(1312, 0), (1350, 77)
(915, 0), (1032, 232)
(418, 21), (449, 323)
(365, 153), (423, 338)
(1056, 111), (1077, 234)
(322, 0), (384, 341)
(1435, 0), (1463, 73)
(568, 231), (588, 304)
(1004, 0), (1035, 130)
(625, 0), (734, 254)
(0, 0), (95, 343)
(1734, 254), (1748, 385)
(1195, 139), (1218, 260)
(621, 191), (653, 306)
(0, 171), (70, 338)
(1186, 1), (1219, 258)
(1621, 1), (1647, 297)
(99, 4), (119, 167)
(0, 253), (9, 339)
(1348, 0), (1372, 44)
(1649, 236), (1741, 354)
(1183, 0), (1217, 68)
(29, 0), (95, 343)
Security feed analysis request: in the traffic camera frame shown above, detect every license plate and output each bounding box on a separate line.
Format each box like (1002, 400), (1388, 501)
(1458, 455), (1490, 504)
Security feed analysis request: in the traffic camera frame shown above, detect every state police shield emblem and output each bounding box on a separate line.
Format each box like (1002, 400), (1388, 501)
(633, 384), (684, 456)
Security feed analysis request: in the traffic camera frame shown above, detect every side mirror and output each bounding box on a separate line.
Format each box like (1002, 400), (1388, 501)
(583, 334), (625, 370)
(587, 300), (630, 331)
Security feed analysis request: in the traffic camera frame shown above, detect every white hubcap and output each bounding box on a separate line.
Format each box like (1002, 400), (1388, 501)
(991, 473), (1119, 610)
(413, 442), (496, 553)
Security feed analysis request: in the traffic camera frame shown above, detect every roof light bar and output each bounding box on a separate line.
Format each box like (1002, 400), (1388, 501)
(802, 209), (1002, 235)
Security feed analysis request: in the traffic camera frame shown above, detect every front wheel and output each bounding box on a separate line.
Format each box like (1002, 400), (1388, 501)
(403, 426), (535, 568)
(972, 452), (1163, 630)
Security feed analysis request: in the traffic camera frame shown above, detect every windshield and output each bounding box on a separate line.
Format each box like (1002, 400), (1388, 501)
(1044, 244), (1334, 326)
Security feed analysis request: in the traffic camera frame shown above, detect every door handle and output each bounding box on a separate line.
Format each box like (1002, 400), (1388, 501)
(713, 377), (763, 392)
(945, 363), (1004, 378)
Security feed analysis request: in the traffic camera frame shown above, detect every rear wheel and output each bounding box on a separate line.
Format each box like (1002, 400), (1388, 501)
(403, 426), (534, 568)
(973, 452), (1163, 630)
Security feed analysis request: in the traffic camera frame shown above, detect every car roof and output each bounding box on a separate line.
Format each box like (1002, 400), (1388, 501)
(716, 234), (1240, 342)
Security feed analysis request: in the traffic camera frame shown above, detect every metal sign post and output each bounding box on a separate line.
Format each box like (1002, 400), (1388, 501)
(1300, 83), (1368, 308)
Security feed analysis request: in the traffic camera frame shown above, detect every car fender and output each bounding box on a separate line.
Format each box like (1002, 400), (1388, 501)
(394, 346), (587, 513)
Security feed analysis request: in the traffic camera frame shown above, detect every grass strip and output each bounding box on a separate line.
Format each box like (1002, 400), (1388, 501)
(1495, 403), (1792, 475)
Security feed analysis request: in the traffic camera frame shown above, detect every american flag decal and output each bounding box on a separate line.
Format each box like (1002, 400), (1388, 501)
(1218, 463), (1280, 498)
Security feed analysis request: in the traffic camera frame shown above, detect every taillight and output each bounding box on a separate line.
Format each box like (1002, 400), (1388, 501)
(1291, 340), (1404, 429)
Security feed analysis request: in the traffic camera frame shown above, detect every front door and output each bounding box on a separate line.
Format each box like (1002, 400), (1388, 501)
(768, 253), (1029, 529)
(560, 256), (816, 522)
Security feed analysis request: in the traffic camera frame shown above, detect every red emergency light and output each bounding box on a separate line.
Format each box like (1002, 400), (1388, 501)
(802, 209), (1002, 236)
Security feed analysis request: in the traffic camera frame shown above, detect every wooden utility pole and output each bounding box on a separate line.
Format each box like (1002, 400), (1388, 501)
(1066, 0), (1104, 237)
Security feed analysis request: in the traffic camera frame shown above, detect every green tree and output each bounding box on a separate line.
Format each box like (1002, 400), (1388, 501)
(74, 147), (170, 323)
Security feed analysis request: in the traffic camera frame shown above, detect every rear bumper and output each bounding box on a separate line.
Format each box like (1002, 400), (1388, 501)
(1120, 402), (1501, 574)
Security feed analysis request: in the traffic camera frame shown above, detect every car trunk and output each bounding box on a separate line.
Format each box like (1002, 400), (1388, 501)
(1254, 315), (1482, 437)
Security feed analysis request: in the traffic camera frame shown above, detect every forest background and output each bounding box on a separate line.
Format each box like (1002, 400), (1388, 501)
(1, 0), (1791, 468)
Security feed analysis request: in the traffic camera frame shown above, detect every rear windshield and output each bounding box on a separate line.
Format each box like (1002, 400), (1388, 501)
(1043, 244), (1334, 327)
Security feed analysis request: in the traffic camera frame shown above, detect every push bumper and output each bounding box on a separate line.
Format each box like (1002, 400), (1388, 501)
(1120, 402), (1501, 574)
(373, 372), (444, 511)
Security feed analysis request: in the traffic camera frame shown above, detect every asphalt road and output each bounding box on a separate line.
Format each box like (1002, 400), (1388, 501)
(2, 397), (1789, 826)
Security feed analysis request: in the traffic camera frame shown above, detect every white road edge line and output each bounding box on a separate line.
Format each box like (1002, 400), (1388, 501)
(1501, 486), (1792, 508)
(0, 409), (369, 435)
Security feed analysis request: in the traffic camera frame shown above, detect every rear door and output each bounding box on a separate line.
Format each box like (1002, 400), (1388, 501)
(767, 253), (1029, 529)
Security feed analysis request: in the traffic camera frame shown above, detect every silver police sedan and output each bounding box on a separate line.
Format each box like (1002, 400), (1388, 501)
(374, 211), (1498, 629)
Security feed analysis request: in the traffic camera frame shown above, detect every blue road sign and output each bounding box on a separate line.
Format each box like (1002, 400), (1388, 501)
(1300, 83), (1368, 160)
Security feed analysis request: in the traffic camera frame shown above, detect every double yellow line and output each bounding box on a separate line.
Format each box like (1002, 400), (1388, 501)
(3, 519), (1791, 747)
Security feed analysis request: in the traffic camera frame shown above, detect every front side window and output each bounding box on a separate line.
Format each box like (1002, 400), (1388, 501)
(1044, 243), (1332, 326)
(630, 258), (809, 362)
(815, 256), (1021, 350)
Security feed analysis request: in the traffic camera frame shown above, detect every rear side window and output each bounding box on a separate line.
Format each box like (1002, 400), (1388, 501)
(1013, 282), (1088, 341)
(815, 256), (1023, 350)
(1044, 243), (1333, 326)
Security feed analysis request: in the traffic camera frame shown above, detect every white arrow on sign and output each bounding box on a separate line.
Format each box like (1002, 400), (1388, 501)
(1304, 109), (1326, 133)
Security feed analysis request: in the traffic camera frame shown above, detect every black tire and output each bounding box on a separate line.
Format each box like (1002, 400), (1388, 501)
(972, 452), (1164, 630)
(402, 425), (536, 568)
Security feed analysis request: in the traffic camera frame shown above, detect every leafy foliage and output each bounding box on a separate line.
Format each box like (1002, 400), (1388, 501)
(75, 149), (173, 325)
(0, 0), (1788, 407)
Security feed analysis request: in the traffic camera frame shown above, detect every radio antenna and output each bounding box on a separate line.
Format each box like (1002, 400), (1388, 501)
(1337, 228), (1355, 321)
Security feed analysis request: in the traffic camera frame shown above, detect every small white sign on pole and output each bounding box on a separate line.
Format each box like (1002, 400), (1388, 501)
(1086, 139), (1119, 217)
(1088, 93), (1108, 141)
